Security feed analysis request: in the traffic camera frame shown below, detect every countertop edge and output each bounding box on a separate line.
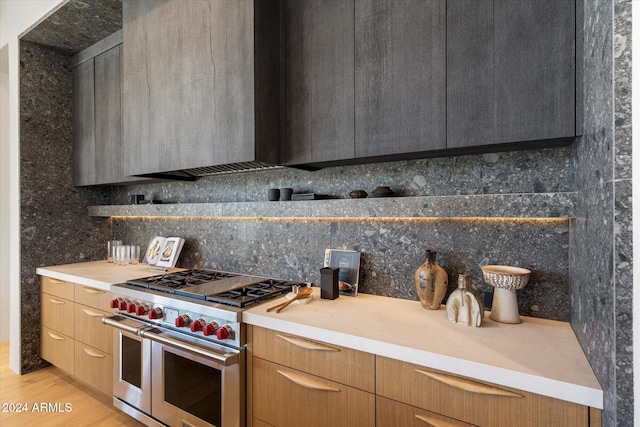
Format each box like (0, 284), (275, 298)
(243, 311), (604, 409)
(36, 266), (112, 291)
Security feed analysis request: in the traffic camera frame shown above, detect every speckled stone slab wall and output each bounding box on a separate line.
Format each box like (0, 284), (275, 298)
(19, 42), (112, 373)
(570, 0), (633, 424)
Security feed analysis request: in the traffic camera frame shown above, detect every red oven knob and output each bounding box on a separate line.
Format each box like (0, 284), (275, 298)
(118, 299), (130, 311)
(175, 314), (191, 328)
(127, 302), (137, 313)
(203, 322), (219, 337)
(216, 325), (232, 340)
(135, 304), (149, 316)
(148, 307), (163, 320)
(110, 298), (123, 309)
(190, 318), (206, 332)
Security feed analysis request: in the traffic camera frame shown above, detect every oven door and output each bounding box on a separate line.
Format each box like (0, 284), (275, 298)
(108, 316), (152, 415)
(147, 328), (244, 427)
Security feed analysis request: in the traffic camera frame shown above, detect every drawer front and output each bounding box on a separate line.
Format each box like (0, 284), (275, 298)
(74, 284), (112, 311)
(253, 419), (274, 427)
(74, 341), (113, 396)
(41, 326), (74, 375)
(74, 304), (112, 354)
(253, 357), (374, 427)
(252, 326), (374, 392)
(376, 395), (476, 427)
(376, 357), (588, 427)
(41, 293), (74, 337)
(41, 276), (75, 300)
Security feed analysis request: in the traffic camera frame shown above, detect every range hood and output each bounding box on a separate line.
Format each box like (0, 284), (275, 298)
(122, 0), (284, 182)
(136, 162), (286, 181)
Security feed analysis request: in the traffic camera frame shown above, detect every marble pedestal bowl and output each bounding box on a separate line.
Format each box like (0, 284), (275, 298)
(481, 265), (531, 324)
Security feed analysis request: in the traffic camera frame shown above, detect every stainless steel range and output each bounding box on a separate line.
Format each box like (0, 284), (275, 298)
(103, 268), (308, 427)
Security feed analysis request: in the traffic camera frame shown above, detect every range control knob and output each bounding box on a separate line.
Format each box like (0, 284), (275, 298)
(118, 299), (130, 311)
(110, 298), (123, 309)
(148, 307), (163, 320)
(216, 325), (232, 340)
(135, 304), (150, 316)
(175, 314), (191, 328)
(126, 302), (137, 313)
(190, 318), (206, 332)
(203, 322), (219, 337)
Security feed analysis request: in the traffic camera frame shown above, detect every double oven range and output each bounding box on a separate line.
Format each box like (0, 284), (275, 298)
(103, 268), (307, 427)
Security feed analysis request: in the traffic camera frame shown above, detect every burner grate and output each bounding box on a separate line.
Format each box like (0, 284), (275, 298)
(206, 280), (297, 308)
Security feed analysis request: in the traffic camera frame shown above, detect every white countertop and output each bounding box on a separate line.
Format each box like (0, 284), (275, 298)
(244, 287), (603, 409)
(36, 260), (184, 291)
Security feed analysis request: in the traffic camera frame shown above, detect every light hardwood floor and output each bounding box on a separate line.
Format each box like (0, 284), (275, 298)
(0, 341), (143, 426)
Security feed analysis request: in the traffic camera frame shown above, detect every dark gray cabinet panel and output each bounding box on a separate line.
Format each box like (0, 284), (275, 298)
(447, 0), (494, 149)
(94, 45), (122, 185)
(449, 0), (576, 149)
(494, 0), (575, 143)
(355, 0), (446, 157)
(72, 59), (96, 186)
(123, 0), (281, 177)
(284, 0), (355, 165)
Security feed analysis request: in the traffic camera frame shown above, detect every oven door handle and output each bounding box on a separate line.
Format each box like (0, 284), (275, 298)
(139, 328), (239, 366)
(102, 315), (145, 335)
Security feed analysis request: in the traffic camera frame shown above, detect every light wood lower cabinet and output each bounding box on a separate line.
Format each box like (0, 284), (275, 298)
(376, 356), (589, 427)
(253, 357), (375, 427)
(40, 275), (114, 396)
(74, 304), (112, 354)
(377, 395), (475, 427)
(41, 326), (74, 375)
(74, 341), (113, 396)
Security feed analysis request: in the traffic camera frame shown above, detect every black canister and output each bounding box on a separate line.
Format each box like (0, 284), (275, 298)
(320, 267), (339, 300)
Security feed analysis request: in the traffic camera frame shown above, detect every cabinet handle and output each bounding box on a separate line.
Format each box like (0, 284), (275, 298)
(415, 414), (461, 427)
(82, 347), (105, 358)
(48, 278), (66, 284)
(414, 369), (524, 398)
(82, 308), (104, 317)
(47, 331), (66, 341)
(82, 287), (105, 295)
(48, 297), (66, 305)
(277, 370), (341, 392)
(276, 334), (340, 352)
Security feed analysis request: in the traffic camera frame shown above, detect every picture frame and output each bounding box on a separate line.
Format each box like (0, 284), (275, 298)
(324, 249), (361, 297)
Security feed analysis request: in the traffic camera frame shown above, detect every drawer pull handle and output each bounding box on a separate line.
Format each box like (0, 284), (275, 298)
(82, 287), (105, 295)
(414, 369), (524, 398)
(47, 331), (66, 341)
(48, 278), (66, 284)
(48, 297), (66, 305)
(82, 308), (104, 317)
(415, 414), (461, 427)
(276, 334), (340, 352)
(82, 347), (105, 358)
(277, 370), (341, 392)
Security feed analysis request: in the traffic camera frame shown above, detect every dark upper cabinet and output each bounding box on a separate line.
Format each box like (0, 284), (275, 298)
(355, 0), (446, 158)
(93, 45), (123, 185)
(283, 0), (355, 165)
(448, 0), (577, 149)
(72, 57), (96, 186)
(71, 32), (142, 186)
(122, 0), (282, 178)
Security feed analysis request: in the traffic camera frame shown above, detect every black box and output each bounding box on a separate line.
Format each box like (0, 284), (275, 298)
(320, 267), (339, 300)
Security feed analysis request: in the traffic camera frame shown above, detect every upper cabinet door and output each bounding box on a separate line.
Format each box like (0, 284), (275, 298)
(72, 58), (96, 186)
(355, 0), (446, 158)
(93, 45), (123, 185)
(494, 0), (576, 143)
(448, 0), (576, 149)
(284, 0), (355, 165)
(122, 0), (261, 176)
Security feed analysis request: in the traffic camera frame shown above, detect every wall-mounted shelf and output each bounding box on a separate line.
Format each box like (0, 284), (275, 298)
(88, 193), (575, 220)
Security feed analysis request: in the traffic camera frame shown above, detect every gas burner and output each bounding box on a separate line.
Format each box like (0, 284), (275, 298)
(126, 269), (240, 294)
(206, 280), (296, 308)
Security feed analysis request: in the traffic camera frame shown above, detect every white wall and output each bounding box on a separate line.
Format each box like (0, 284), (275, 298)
(0, 0), (66, 373)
